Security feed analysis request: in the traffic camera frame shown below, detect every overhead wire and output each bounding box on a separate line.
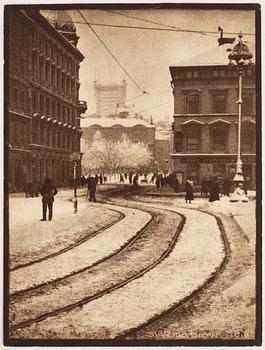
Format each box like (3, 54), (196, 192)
(137, 100), (173, 114)
(77, 9), (148, 93)
(53, 12), (255, 36)
(102, 9), (202, 33)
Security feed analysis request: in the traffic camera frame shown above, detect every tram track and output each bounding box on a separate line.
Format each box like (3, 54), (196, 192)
(10, 202), (185, 335)
(10, 203), (153, 299)
(113, 198), (231, 339)
(10, 208), (125, 272)
(10, 188), (231, 340)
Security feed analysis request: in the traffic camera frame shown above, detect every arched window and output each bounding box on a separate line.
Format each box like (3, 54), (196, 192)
(242, 122), (255, 152)
(184, 124), (202, 151)
(174, 131), (183, 152)
(211, 122), (229, 151)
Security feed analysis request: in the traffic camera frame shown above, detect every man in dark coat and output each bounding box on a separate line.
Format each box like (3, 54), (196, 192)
(201, 177), (209, 197)
(185, 178), (194, 203)
(222, 177), (232, 196)
(89, 176), (97, 202)
(209, 177), (220, 202)
(40, 178), (57, 221)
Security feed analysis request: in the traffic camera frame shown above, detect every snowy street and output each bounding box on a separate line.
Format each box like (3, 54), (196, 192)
(8, 185), (256, 340)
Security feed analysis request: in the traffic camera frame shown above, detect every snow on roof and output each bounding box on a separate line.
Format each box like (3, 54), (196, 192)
(81, 116), (155, 128)
(171, 42), (255, 67)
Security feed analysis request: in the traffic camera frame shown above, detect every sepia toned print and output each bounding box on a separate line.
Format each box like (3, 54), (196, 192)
(4, 3), (261, 346)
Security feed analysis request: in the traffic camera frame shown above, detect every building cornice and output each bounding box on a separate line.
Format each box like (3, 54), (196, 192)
(21, 10), (84, 61)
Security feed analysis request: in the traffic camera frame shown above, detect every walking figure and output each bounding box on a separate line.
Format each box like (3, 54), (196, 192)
(209, 177), (220, 202)
(40, 178), (57, 221)
(120, 174), (124, 183)
(88, 176), (97, 202)
(185, 178), (194, 204)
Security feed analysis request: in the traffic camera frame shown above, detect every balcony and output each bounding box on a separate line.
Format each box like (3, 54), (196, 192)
(78, 100), (87, 114)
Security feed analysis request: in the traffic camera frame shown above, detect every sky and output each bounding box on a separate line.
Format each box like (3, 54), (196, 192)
(67, 7), (255, 121)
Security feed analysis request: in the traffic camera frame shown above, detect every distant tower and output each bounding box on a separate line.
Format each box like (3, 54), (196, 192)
(94, 80), (127, 116)
(41, 10), (79, 46)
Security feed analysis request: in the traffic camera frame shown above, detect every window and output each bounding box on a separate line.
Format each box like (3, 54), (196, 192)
(185, 125), (201, 151)
(242, 123), (254, 152)
(242, 93), (253, 115)
(174, 132), (183, 152)
(186, 94), (199, 114)
(212, 127), (227, 151)
(213, 94), (226, 113)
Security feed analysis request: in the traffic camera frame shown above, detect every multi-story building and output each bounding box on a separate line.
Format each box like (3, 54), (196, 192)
(81, 116), (155, 171)
(169, 43), (256, 189)
(7, 8), (87, 192)
(94, 80), (127, 116)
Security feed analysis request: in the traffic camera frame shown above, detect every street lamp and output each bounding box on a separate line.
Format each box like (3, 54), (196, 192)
(70, 152), (81, 214)
(228, 32), (253, 201)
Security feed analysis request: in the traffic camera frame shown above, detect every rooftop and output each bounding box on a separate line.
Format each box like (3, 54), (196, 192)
(81, 116), (155, 129)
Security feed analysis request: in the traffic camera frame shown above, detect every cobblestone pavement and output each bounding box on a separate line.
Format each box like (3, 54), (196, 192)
(11, 202), (225, 339)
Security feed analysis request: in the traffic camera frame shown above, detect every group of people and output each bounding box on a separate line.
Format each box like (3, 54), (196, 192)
(185, 176), (237, 204)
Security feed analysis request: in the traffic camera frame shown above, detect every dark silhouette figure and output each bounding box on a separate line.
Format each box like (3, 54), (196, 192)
(201, 177), (209, 197)
(129, 171), (133, 184)
(222, 178), (232, 196)
(172, 174), (179, 193)
(155, 175), (161, 190)
(120, 174), (124, 183)
(40, 178), (57, 221)
(185, 179), (194, 204)
(132, 174), (138, 187)
(88, 176), (97, 202)
(99, 174), (103, 185)
(209, 178), (220, 202)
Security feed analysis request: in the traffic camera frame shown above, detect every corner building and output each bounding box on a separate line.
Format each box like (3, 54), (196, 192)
(169, 44), (256, 189)
(7, 9), (87, 192)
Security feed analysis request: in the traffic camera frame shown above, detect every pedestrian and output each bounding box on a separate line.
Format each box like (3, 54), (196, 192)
(40, 178), (57, 221)
(129, 171), (133, 184)
(120, 173), (124, 183)
(222, 177), (232, 196)
(132, 174), (138, 187)
(209, 177), (220, 202)
(99, 174), (103, 185)
(185, 177), (194, 204)
(201, 177), (209, 197)
(89, 176), (97, 202)
(173, 175), (179, 193)
(155, 174), (161, 190)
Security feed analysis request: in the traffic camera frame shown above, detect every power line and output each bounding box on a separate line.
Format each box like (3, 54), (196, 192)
(52, 15), (255, 36)
(77, 10), (148, 93)
(137, 100), (173, 114)
(103, 9), (206, 34)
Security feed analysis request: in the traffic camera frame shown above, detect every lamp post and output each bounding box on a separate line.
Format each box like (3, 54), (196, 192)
(70, 152), (81, 214)
(228, 32), (253, 201)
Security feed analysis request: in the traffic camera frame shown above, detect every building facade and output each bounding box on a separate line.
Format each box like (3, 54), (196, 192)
(7, 9), (87, 192)
(94, 80), (127, 116)
(81, 117), (155, 171)
(170, 44), (256, 189)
